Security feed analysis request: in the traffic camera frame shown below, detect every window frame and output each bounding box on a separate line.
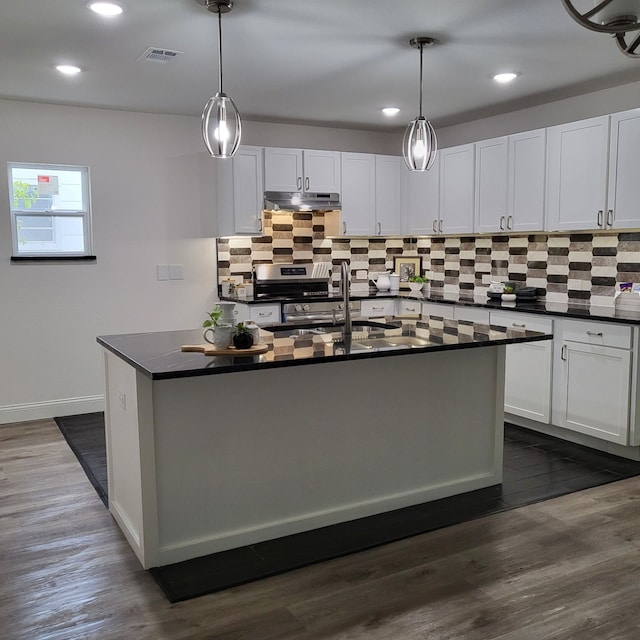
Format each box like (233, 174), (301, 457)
(8, 162), (93, 259)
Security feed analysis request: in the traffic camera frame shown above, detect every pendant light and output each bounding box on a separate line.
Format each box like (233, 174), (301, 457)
(402, 36), (438, 172)
(201, 0), (241, 157)
(561, 0), (640, 57)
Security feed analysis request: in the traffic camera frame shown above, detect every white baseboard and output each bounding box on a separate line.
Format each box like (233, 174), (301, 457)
(0, 395), (105, 425)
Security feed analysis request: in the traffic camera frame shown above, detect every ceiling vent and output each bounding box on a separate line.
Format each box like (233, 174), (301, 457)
(137, 48), (184, 64)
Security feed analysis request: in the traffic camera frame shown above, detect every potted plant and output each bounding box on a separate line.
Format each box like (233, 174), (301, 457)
(408, 275), (429, 292)
(202, 305), (233, 349)
(233, 322), (254, 349)
(202, 304), (224, 329)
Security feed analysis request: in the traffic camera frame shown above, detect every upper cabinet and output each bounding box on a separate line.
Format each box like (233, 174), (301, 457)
(340, 152), (375, 236)
(264, 147), (341, 193)
(375, 155), (402, 236)
(474, 136), (509, 234)
(507, 129), (547, 232)
(402, 158), (440, 235)
(216, 145), (264, 236)
(607, 108), (640, 230)
(546, 115), (610, 231)
(439, 143), (475, 235)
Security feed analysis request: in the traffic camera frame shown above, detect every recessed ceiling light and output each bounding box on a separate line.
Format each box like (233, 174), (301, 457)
(493, 72), (519, 84)
(87, 1), (124, 16)
(382, 107), (400, 117)
(56, 65), (82, 76)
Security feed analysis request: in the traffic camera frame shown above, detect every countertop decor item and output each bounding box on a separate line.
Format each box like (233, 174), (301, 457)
(402, 36), (439, 171)
(201, 0), (241, 157)
(232, 322), (254, 349)
(181, 342), (268, 356)
(394, 256), (422, 289)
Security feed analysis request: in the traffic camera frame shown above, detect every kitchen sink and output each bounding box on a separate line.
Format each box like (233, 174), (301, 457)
(350, 336), (434, 351)
(266, 320), (397, 338)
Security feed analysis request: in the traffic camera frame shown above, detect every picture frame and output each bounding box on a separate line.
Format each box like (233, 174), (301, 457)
(394, 256), (422, 288)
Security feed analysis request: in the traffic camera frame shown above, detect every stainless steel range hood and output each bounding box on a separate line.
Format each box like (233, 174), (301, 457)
(264, 191), (341, 212)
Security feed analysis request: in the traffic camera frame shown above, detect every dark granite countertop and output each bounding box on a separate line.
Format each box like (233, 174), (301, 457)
(222, 290), (640, 325)
(97, 317), (551, 380)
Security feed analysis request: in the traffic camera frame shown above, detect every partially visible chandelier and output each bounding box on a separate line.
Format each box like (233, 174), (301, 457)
(561, 0), (640, 57)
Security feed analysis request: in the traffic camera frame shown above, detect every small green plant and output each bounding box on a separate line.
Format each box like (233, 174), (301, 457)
(202, 305), (224, 328)
(234, 322), (250, 335)
(409, 275), (428, 284)
(12, 180), (39, 209)
(233, 322), (254, 349)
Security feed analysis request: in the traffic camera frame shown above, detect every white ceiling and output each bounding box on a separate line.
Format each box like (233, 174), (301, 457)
(2, 0), (640, 131)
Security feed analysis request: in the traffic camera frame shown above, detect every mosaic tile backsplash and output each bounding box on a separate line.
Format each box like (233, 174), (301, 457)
(216, 211), (640, 305)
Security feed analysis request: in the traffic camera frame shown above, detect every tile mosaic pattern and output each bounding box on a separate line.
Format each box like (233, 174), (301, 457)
(217, 215), (640, 304)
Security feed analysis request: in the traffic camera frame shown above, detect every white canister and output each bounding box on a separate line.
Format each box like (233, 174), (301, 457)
(246, 322), (261, 345)
(389, 273), (400, 292)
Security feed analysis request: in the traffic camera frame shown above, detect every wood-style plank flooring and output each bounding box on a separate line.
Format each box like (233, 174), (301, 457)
(3, 418), (640, 639)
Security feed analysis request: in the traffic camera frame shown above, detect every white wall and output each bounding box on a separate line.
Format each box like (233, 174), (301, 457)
(0, 99), (396, 423)
(438, 79), (640, 148)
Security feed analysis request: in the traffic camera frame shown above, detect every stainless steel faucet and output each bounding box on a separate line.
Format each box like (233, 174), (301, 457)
(341, 260), (352, 338)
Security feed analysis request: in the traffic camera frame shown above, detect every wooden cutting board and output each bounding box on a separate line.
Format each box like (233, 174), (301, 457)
(181, 343), (270, 356)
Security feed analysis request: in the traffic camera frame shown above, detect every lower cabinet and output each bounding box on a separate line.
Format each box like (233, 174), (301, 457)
(234, 302), (281, 326)
(491, 311), (553, 425)
(553, 319), (632, 445)
(360, 298), (396, 318)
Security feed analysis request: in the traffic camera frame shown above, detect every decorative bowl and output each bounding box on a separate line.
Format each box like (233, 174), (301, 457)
(408, 282), (423, 292)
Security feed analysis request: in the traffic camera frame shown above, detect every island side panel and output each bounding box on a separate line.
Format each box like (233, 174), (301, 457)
(150, 346), (505, 566)
(103, 350), (159, 568)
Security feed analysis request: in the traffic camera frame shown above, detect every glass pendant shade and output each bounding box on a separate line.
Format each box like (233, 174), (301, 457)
(403, 116), (437, 171)
(202, 91), (241, 158)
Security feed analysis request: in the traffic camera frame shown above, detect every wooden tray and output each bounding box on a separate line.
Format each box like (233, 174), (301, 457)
(181, 343), (269, 356)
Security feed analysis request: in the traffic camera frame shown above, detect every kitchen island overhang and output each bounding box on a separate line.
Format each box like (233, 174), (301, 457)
(98, 318), (551, 570)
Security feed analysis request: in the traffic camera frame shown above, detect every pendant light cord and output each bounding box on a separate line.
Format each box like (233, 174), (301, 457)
(418, 42), (424, 118)
(218, 9), (224, 93)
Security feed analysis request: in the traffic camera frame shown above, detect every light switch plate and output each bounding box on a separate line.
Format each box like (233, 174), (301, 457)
(169, 264), (184, 280)
(157, 264), (170, 281)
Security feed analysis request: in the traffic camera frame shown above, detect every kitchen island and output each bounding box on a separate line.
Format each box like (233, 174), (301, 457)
(98, 316), (551, 569)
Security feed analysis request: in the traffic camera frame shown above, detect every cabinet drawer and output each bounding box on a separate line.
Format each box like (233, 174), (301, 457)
(361, 299), (396, 317)
(398, 299), (422, 316)
(250, 304), (281, 325)
(562, 319), (631, 349)
(421, 302), (455, 319)
(490, 311), (553, 334)
(454, 306), (490, 324)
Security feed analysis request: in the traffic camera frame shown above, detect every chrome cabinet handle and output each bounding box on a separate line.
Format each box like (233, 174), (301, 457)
(405, 306), (417, 312)
(499, 216), (505, 230)
(305, 177), (309, 191)
(507, 215), (513, 230)
(373, 306), (384, 311)
(433, 219), (438, 233)
(438, 220), (443, 233)
(512, 323), (526, 328)
(297, 177), (302, 190)
(342, 221), (347, 235)
(561, 344), (567, 361)
(597, 210), (603, 227)
(586, 331), (603, 337)
(258, 217), (263, 232)
(607, 209), (613, 227)
(377, 221), (381, 235)
(258, 312), (272, 317)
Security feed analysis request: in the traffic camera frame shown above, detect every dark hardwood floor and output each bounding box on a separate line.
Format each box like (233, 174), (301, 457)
(4, 417), (640, 638)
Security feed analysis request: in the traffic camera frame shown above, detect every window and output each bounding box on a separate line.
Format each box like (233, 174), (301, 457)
(9, 162), (93, 258)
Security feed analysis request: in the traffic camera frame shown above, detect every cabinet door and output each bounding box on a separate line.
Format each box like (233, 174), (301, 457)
(250, 303), (281, 325)
(546, 116), (609, 231)
(508, 129), (546, 232)
(557, 341), (631, 444)
(303, 150), (341, 193)
(264, 147), (302, 192)
(398, 299), (422, 316)
(361, 298), (396, 317)
(340, 152), (375, 235)
(375, 155), (402, 236)
(474, 137), (508, 233)
(492, 312), (553, 424)
(402, 157), (440, 235)
(217, 146), (264, 236)
(439, 144), (475, 234)
(607, 108), (640, 229)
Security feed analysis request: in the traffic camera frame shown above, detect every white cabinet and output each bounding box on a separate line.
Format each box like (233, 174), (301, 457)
(474, 137), (509, 234)
(546, 115), (610, 231)
(360, 298), (396, 318)
(216, 145), (264, 236)
(264, 147), (340, 193)
(402, 158), (439, 235)
(491, 311), (553, 424)
(375, 155), (402, 236)
(439, 143), (475, 234)
(607, 108), (640, 230)
(455, 306), (490, 324)
(340, 152), (375, 236)
(421, 301), (455, 319)
(553, 319), (632, 445)
(508, 129), (546, 232)
(398, 298), (422, 316)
